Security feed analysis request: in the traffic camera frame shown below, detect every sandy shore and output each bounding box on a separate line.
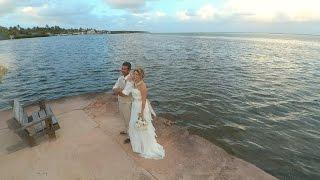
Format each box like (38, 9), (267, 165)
(0, 92), (276, 180)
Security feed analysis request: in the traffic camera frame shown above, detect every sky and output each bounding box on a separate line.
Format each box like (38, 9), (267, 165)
(0, 0), (320, 34)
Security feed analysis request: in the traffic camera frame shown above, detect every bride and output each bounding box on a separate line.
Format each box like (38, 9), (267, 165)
(128, 68), (165, 159)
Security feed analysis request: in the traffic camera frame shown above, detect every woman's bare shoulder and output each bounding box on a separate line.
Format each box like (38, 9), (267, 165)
(138, 82), (148, 92)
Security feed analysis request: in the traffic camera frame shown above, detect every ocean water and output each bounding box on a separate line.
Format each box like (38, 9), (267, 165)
(0, 33), (319, 179)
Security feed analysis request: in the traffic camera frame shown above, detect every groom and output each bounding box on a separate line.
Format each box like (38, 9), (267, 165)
(113, 62), (133, 144)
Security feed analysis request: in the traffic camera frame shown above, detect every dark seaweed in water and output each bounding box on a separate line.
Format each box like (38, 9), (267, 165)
(0, 65), (8, 83)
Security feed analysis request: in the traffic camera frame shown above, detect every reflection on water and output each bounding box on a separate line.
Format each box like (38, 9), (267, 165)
(0, 33), (319, 179)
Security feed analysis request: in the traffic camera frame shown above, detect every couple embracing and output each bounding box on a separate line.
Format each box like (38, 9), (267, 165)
(113, 62), (165, 159)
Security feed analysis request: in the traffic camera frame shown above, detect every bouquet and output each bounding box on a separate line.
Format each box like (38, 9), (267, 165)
(135, 114), (148, 130)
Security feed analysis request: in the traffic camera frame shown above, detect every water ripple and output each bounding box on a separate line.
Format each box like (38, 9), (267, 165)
(0, 34), (320, 179)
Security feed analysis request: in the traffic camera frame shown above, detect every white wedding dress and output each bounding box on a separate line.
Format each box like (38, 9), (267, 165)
(128, 88), (165, 159)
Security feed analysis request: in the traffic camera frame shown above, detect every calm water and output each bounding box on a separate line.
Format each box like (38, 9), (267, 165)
(0, 33), (319, 179)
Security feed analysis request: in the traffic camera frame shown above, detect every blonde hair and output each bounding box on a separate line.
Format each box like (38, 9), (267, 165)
(134, 68), (145, 79)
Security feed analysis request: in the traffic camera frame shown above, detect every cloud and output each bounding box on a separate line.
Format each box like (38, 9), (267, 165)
(21, 6), (38, 16)
(38, 3), (95, 17)
(0, 0), (16, 16)
(13, 1), (99, 27)
(1, 0), (153, 30)
(2, 0), (320, 33)
(224, 0), (320, 22)
(105, 0), (155, 12)
(132, 12), (152, 20)
(155, 11), (166, 17)
(196, 5), (215, 20)
(176, 5), (216, 22)
(0, 0), (95, 26)
(0, 0), (46, 16)
(106, 0), (145, 9)
(176, 10), (192, 21)
(131, 11), (167, 20)
(175, 0), (320, 23)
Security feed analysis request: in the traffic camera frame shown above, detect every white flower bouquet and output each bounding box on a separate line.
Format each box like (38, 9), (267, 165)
(135, 115), (148, 130)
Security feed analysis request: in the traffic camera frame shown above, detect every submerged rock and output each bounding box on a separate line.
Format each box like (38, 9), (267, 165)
(0, 65), (8, 82)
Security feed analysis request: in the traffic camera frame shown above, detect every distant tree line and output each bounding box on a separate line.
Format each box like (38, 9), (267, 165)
(0, 25), (150, 40)
(0, 25), (109, 39)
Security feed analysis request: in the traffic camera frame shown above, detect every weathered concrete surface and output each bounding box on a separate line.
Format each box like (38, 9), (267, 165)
(0, 92), (276, 180)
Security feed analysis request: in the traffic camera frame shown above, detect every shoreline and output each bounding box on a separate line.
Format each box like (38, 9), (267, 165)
(0, 31), (150, 41)
(0, 92), (276, 179)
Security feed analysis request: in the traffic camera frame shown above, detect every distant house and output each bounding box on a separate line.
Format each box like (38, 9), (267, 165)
(87, 29), (96, 34)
